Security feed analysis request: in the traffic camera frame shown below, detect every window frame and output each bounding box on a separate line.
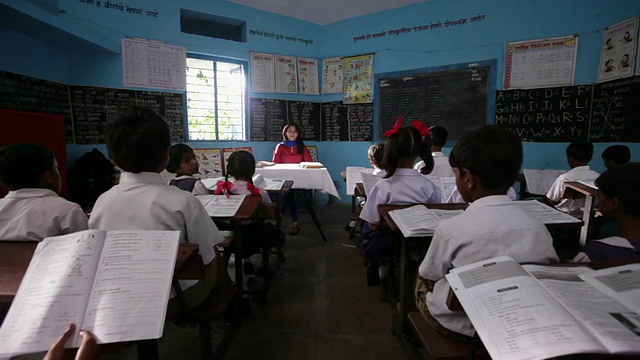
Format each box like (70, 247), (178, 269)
(185, 53), (249, 142)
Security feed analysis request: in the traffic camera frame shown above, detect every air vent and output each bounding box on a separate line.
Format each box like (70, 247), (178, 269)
(180, 9), (246, 43)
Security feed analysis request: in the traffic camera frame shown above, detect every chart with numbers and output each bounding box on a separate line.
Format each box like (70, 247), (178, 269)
(122, 38), (186, 91)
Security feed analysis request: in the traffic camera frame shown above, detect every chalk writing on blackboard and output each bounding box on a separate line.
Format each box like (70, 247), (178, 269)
(494, 85), (591, 142)
(589, 76), (640, 142)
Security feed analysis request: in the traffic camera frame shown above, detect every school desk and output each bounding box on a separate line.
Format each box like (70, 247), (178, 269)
(562, 181), (599, 247)
(256, 165), (339, 242)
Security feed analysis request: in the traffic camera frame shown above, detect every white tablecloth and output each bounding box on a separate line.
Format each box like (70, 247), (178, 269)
(255, 164), (340, 199)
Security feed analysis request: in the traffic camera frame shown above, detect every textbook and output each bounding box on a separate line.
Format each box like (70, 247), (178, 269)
(387, 205), (463, 237)
(445, 256), (640, 360)
(197, 194), (246, 217)
(522, 168), (566, 195)
(360, 171), (384, 198)
(0, 229), (180, 357)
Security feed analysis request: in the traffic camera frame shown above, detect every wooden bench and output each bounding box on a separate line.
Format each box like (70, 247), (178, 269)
(407, 311), (488, 360)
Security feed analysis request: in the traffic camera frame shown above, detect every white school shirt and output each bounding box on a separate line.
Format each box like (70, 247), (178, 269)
(0, 188), (88, 241)
(360, 168), (442, 225)
(171, 175), (210, 195)
(418, 195), (558, 336)
(89, 172), (222, 268)
(232, 180), (272, 204)
(414, 152), (455, 178)
(546, 165), (600, 202)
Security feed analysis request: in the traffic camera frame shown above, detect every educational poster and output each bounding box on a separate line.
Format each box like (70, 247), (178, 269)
(251, 52), (275, 93)
(597, 17), (638, 83)
(222, 147), (252, 176)
(275, 55), (298, 93)
(343, 54), (374, 104)
(193, 148), (223, 178)
(297, 58), (319, 94)
(321, 57), (344, 94)
(307, 145), (318, 162)
(122, 38), (186, 91)
(504, 35), (578, 89)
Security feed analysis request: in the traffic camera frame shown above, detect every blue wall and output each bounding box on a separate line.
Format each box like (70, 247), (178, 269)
(1, 0), (640, 202)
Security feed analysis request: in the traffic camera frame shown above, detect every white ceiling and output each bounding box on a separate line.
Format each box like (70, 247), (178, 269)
(226, 0), (430, 25)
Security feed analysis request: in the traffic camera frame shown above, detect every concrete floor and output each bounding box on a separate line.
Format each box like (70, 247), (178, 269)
(105, 201), (407, 360)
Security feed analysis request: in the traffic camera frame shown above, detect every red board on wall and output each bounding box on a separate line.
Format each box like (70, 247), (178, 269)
(0, 110), (68, 198)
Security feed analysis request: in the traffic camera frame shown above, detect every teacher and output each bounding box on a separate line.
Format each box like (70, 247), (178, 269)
(272, 123), (312, 235)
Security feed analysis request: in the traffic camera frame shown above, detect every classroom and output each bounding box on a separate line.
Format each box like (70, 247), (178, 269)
(1, 0), (640, 359)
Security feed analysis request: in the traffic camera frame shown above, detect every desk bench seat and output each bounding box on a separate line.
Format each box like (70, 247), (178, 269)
(407, 311), (488, 360)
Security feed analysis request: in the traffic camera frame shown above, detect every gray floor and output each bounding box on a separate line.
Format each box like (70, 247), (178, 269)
(105, 201), (407, 359)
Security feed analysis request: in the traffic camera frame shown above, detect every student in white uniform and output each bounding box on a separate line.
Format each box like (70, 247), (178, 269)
(413, 125), (454, 178)
(220, 150), (271, 204)
(360, 119), (442, 228)
(544, 140), (600, 212)
(166, 143), (209, 195)
(359, 119), (441, 286)
(89, 107), (224, 315)
(417, 126), (558, 339)
(0, 143), (88, 241)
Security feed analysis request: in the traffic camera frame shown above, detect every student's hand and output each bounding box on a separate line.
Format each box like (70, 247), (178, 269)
(417, 275), (436, 292)
(44, 324), (99, 360)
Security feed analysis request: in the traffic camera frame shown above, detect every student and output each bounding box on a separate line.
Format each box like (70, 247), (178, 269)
(166, 143), (209, 195)
(344, 143), (385, 234)
(222, 150), (271, 204)
(572, 163), (640, 262)
(272, 123), (312, 235)
(359, 119), (441, 286)
(360, 119), (441, 229)
(602, 144), (631, 170)
(0, 143), (88, 241)
(417, 125), (558, 339)
(544, 140), (599, 212)
(88, 107), (224, 313)
(414, 125), (454, 177)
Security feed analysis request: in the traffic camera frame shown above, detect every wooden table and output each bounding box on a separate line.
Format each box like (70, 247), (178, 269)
(563, 181), (599, 246)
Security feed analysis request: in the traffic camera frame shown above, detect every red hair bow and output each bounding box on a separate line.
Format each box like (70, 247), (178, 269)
(246, 182), (263, 196)
(411, 121), (430, 138)
(215, 180), (234, 198)
(384, 117), (403, 138)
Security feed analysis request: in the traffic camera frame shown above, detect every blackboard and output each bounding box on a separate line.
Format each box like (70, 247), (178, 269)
(376, 61), (494, 140)
(494, 85), (592, 142)
(589, 76), (640, 142)
(287, 101), (321, 141)
(0, 71), (74, 143)
(320, 101), (373, 141)
(0, 71), (185, 144)
(250, 98), (288, 142)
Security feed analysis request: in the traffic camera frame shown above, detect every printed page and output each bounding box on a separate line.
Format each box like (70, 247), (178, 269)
(203, 195), (246, 217)
(262, 178), (285, 191)
(424, 176), (456, 202)
(579, 264), (640, 315)
(81, 230), (180, 345)
(360, 172), (384, 198)
(345, 166), (368, 196)
(523, 169), (566, 195)
(446, 257), (604, 360)
(200, 177), (225, 191)
(196, 194), (215, 207)
(577, 179), (597, 189)
(0, 230), (105, 357)
(388, 206), (462, 237)
(524, 264), (640, 354)
(514, 200), (582, 224)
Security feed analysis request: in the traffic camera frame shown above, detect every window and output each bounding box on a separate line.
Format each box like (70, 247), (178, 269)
(186, 56), (246, 140)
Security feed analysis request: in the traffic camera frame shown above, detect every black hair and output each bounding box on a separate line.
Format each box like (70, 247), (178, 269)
(595, 163), (640, 216)
(601, 145), (631, 165)
(105, 106), (170, 173)
(167, 143), (195, 173)
(566, 140), (593, 163)
(367, 143), (384, 168)
(449, 126), (522, 190)
(226, 150), (256, 183)
(281, 123), (306, 156)
(0, 143), (56, 190)
(382, 126), (433, 178)
(429, 126), (448, 147)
